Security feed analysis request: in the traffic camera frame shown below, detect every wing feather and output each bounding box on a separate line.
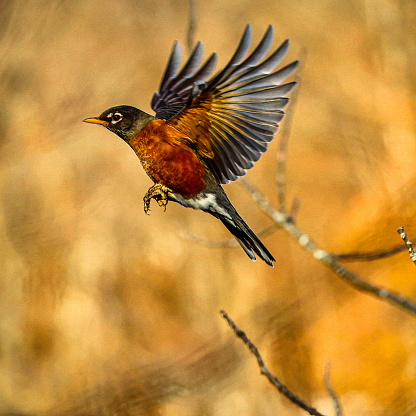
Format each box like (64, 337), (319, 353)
(151, 25), (298, 183)
(216, 39), (291, 90)
(210, 118), (260, 165)
(159, 40), (182, 92)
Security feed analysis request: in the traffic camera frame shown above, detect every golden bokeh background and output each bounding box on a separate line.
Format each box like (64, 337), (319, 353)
(1, 0), (416, 414)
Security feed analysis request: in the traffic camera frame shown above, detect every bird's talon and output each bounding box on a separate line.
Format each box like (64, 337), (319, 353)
(143, 184), (170, 214)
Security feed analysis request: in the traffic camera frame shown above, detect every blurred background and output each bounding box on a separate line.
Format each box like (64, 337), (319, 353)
(1, 0), (416, 414)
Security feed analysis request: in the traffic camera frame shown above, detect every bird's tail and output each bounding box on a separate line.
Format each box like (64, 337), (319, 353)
(217, 210), (275, 267)
(168, 187), (275, 266)
(207, 189), (275, 267)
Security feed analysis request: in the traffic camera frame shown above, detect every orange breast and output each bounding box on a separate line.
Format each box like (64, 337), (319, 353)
(129, 120), (206, 197)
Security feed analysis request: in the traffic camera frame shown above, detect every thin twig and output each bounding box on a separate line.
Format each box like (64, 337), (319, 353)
(185, 217), (411, 262)
(397, 226), (416, 265)
(323, 363), (344, 416)
(331, 243), (409, 262)
(289, 195), (301, 221)
(186, 0), (197, 54)
(220, 310), (327, 416)
(240, 178), (416, 317)
(276, 48), (307, 213)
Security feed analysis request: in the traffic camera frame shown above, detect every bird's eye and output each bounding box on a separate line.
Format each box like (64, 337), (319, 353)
(112, 113), (123, 123)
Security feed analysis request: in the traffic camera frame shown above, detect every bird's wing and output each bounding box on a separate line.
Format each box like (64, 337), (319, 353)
(153, 24), (298, 184)
(151, 39), (217, 121)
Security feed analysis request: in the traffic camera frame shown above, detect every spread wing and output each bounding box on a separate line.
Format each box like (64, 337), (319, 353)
(151, 24), (298, 184)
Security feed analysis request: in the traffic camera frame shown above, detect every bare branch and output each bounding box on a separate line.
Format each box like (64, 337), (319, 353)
(289, 195), (301, 221)
(276, 48), (307, 213)
(186, 0), (197, 54)
(220, 310), (327, 416)
(185, 216), (411, 262)
(331, 243), (409, 262)
(397, 226), (416, 265)
(240, 178), (416, 317)
(323, 363), (344, 416)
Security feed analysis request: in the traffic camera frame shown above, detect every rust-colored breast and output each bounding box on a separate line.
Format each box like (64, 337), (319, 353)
(129, 120), (206, 197)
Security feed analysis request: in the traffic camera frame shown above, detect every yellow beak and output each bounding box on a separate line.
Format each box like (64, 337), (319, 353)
(83, 117), (110, 126)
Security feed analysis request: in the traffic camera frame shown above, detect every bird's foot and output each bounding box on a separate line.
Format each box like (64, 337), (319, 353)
(143, 184), (170, 215)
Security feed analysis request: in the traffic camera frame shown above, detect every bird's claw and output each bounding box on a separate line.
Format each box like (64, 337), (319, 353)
(143, 184), (169, 215)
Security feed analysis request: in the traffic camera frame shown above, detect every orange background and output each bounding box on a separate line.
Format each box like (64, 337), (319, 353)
(1, 0), (416, 414)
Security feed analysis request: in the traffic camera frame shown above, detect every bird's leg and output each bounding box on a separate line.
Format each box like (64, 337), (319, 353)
(143, 184), (170, 215)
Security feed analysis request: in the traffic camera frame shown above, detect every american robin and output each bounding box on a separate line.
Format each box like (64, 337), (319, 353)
(84, 25), (298, 266)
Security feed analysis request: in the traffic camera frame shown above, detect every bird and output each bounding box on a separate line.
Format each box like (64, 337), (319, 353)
(83, 25), (298, 267)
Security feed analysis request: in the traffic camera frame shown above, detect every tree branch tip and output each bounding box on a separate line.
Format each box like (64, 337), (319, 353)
(313, 249), (328, 260)
(397, 226), (416, 266)
(323, 362), (344, 416)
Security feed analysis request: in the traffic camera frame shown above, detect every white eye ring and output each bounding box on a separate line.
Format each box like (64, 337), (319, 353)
(111, 112), (123, 124)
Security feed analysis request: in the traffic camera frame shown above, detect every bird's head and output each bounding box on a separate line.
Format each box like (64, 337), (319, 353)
(83, 105), (153, 141)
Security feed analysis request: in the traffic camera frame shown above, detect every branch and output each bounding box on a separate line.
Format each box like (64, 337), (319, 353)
(276, 48), (307, 213)
(240, 178), (416, 317)
(331, 243), (409, 262)
(397, 226), (416, 265)
(323, 363), (344, 416)
(184, 215), (411, 262)
(186, 0), (197, 54)
(220, 310), (327, 416)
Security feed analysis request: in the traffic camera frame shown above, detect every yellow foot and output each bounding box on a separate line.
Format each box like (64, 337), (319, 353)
(143, 184), (170, 215)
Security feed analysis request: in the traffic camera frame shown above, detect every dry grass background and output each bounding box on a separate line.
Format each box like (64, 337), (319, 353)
(1, 0), (416, 414)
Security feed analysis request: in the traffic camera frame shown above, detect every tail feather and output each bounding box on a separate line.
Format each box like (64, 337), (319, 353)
(168, 188), (275, 266)
(218, 213), (275, 267)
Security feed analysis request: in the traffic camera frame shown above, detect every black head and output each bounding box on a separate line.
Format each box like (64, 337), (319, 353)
(83, 105), (154, 141)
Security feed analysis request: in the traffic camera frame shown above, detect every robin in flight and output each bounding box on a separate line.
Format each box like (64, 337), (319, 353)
(84, 25), (298, 267)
